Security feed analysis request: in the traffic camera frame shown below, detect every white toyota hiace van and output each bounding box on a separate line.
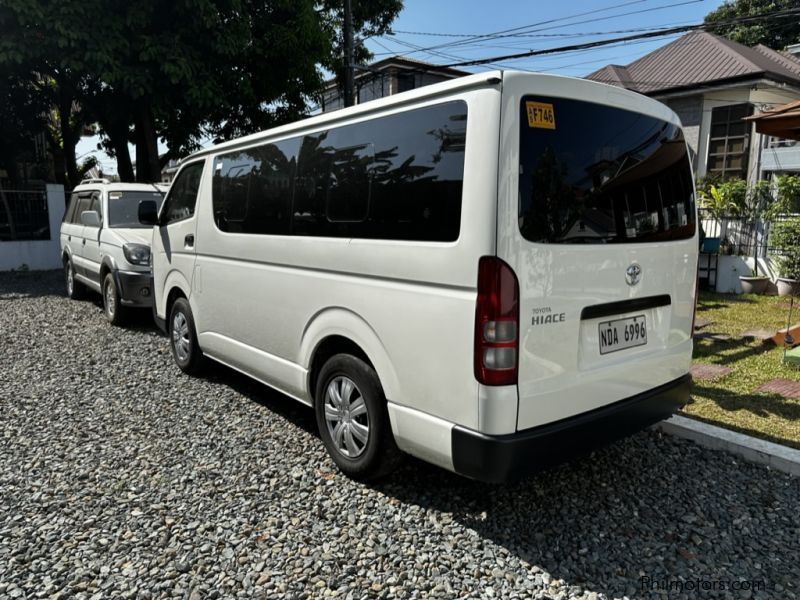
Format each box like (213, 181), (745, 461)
(140, 71), (698, 482)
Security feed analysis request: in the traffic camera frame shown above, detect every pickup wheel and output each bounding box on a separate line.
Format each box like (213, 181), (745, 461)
(315, 354), (401, 480)
(64, 259), (86, 300)
(169, 298), (204, 375)
(102, 273), (128, 326)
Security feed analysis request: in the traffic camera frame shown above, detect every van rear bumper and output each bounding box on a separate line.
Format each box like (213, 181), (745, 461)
(451, 374), (691, 483)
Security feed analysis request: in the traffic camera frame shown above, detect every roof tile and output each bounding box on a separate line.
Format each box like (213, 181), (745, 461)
(586, 31), (800, 94)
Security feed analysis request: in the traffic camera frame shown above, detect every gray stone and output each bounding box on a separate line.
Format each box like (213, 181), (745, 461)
(0, 270), (798, 600)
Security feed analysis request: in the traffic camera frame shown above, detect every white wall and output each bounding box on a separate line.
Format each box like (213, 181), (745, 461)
(708, 255), (778, 294)
(0, 184), (64, 271)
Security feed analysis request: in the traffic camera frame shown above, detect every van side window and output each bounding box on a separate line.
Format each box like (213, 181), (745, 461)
(325, 143), (373, 223)
(213, 139), (299, 235)
(292, 134), (374, 236)
(211, 101), (467, 242)
(162, 162), (204, 225)
(359, 101), (466, 242)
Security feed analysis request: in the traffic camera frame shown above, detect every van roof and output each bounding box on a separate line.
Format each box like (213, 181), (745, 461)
(183, 69), (671, 163)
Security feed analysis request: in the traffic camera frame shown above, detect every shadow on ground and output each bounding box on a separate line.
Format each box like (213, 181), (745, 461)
(686, 383), (800, 450)
(205, 362), (798, 599)
(0, 269), (65, 299)
(692, 335), (773, 365)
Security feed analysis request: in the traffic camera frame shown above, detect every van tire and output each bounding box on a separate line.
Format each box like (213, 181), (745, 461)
(102, 273), (128, 326)
(64, 259), (85, 300)
(169, 298), (204, 375)
(315, 354), (401, 480)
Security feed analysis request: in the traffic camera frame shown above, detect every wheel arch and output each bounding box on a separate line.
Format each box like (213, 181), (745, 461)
(158, 270), (193, 320)
(301, 308), (401, 405)
(99, 255), (117, 282)
(164, 285), (189, 322)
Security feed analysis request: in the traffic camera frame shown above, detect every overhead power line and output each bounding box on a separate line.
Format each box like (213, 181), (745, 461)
(396, 0), (655, 55)
(434, 8), (800, 68)
(382, 0), (703, 59)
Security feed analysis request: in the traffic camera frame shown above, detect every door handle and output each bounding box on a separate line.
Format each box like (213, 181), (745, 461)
(82, 239), (86, 245)
(185, 234), (195, 248)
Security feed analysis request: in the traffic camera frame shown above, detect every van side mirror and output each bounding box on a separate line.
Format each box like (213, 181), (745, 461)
(138, 200), (159, 226)
(80, 210), (101, 227)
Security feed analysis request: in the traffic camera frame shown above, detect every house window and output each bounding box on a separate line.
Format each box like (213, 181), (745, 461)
(767, 136), (798, 148)
(396, 72), (415, 93)
(706, 103), (753, 179)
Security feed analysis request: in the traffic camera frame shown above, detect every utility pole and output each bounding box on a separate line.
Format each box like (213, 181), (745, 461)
(343, 0), (355, 107)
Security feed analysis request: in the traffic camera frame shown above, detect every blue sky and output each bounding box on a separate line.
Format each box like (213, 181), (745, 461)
(365, 0), (727, 77)
(79, 0), (728, 175)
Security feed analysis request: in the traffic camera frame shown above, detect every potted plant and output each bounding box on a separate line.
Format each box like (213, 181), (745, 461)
(770, 216), (800, 296)
(698, 180), (736, 242)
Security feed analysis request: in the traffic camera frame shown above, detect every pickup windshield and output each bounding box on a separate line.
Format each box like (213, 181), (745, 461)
(519, 96), (696, 244)
(108, 190), (164, 229)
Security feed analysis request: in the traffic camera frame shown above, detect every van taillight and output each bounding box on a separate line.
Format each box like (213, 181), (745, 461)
(475, 256), (519, 386)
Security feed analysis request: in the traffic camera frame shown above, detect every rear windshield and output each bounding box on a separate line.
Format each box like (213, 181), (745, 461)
(518, 96), (696, 244)
(107, 190), (164, 228)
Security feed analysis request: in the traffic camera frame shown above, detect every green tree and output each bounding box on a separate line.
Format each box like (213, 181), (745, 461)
(704, 0), (800, 49)
(0, 66), (49, 184)
(320, 0), (404, 100)
(0, 0), (403, 184)
(0, 0), (102, 187)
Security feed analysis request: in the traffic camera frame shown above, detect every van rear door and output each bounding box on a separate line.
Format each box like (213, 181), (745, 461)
(497, 75), (698, 431)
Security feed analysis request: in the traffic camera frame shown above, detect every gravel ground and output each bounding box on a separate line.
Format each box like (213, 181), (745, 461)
(1, 270), (799, 600)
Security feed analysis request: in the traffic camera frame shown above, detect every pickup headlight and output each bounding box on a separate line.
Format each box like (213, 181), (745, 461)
(123, 243), (151, 266)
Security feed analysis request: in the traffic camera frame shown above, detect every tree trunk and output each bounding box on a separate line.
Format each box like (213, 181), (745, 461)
(58, 85), (79, 189)
(134, 102), (161, 183)
(134, 123), (148, 182)
(115, 141), (134, 183)
(106, 120), (134, 182)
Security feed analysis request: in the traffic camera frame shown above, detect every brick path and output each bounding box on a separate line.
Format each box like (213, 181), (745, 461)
(690, 363), (732, 381)
(756, 379), (800, 398)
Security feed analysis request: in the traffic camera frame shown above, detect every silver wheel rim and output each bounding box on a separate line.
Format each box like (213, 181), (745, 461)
(66, 264), (73, 295)
(324, 376), (370, 458)
(172, 312), (191, 362)
(104, 280), (115, 317)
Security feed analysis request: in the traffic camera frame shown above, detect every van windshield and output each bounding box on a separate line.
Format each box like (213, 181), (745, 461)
(518, 96), (696, 244)
(107, 190), (165, 229)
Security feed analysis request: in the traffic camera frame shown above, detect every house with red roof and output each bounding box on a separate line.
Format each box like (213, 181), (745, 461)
(587, 32), (800, 185)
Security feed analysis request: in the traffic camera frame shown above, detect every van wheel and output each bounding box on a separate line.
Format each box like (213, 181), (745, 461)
(64, 259), (86, 300)
(169, 298), (204, 375)
(315, 354), (401, 480)
(103, 273), (128, 326)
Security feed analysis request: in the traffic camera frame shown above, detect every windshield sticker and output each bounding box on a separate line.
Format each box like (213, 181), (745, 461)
(526, 101), (555, 129)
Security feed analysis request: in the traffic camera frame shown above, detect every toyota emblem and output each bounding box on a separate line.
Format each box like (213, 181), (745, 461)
(625, 263), (642, 286)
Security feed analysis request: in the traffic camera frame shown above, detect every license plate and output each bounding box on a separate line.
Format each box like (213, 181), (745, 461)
(599, 315), (647, 355)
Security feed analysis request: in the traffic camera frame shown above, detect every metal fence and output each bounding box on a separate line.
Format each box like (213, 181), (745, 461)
(698, 208), (796, 258)
(0, 187), (51, 242)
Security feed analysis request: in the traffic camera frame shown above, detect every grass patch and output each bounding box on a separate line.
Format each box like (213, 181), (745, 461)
(687, 291), (800, 449)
